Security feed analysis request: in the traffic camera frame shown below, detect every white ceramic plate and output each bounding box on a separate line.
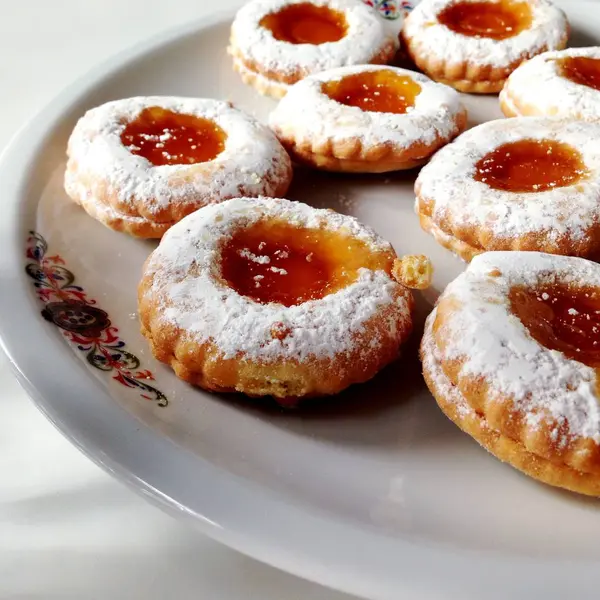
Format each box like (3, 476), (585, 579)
(1, 3), (600, 599)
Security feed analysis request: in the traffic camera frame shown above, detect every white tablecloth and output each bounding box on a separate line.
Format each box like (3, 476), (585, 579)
(0, 1), (351, 597)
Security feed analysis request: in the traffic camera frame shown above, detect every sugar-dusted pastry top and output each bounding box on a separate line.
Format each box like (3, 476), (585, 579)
(421, 308), (480, 422)
(269, 65), (466, 151)
(403, 0), (568, 69)
(501, 47), (600, 120)
(65, 96), (292, 219)
(229, 0), (397, 79)
(416, 118), (600, 243)
(141, 196), (412, 362)
(434, 251), (600, 445)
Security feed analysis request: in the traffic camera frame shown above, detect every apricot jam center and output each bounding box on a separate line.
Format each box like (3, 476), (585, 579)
(474, 139), (587, 193)
(121, 107), (226, 166)
(260, 3), (347, 45)
(437, 1), (532, 40)
(559, 56), (600, 91)
(510, 284), (600, 367)
(322, 71), (422, 114)
(220, 220), (392, 307)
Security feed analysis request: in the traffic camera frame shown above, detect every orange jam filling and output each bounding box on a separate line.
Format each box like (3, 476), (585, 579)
(220, 220), (393, 307)
(322, 70), (422, 114)
(121, 107), (226, 166)
(559, 56), (600, 91)
(437, 0), (532, 40)
(260, 3), (347, 45)
(474, 139), (587, 193)
(510, 284), (600, 367)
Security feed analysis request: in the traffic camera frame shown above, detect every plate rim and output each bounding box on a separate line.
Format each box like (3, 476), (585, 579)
(0, 5), (599, 600)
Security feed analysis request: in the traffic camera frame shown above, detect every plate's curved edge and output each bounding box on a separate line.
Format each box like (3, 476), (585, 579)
(0, 5), (598, 600)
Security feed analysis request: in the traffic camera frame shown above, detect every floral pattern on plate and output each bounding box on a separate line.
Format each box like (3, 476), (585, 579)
(363, 0), (415, 19)
(25, 231), (168, 407)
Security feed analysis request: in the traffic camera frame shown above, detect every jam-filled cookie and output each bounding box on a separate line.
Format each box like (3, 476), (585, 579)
(401, 0), (569, 94)
(269, 65), (467, 172)
(501, 47), (600, 120)
(139, 196), (431, 404)
(415, 117), (600, 261)
(64, 96), (292, 238)
(422, 251), (600, 496)
(228, 0), (398, 98)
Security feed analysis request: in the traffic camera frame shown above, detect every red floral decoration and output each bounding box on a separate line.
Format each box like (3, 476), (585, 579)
(25, 231), (167, 407)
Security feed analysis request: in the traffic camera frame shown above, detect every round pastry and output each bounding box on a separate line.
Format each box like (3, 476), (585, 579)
(422, 251), (600, 496)
(64, 96), (292, 238)
(269, 65), (467, 172)
(138, 196), (428, 404)
(401, 0), (569, 94)
(501, 47), (600, 120)
(415, 117), (600, 261)
(228, 0), (398, 99)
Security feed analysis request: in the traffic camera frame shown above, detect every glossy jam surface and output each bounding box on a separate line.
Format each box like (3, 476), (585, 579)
(322, 71), (422, 114)
(121, 107), (226, 166)
(437, 1), (532, 40)
(474, 139), (587, 193)
(510, 284), (600, 367)
(220, 220), (392, 306)
(559, 56), (600, 91)
(260, 3), (347, 45)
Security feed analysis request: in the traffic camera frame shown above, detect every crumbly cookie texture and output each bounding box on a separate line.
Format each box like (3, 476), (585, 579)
(65, 96), (292, 236)
(228, 0), (398, 95)
(138, 197), (414, 401)
(423, 252), (600, 495)
(269, 65), (467, 172)
(422, 310), (600, 497)
(501, 47), (600, 120)
(401, 0), (569, 93)
(415, 117), (600, 260)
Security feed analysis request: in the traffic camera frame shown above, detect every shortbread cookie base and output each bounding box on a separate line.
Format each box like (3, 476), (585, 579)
(141, 299), (412, 400)
(415, 118), (600, 261)
(228, 0), (398, 98)
(400, 0), (569, 95)
(138, 197), (415, 400)
(65, 96), (293, 228)
(422, 315), (600, 497)
(229, 40), (397, 99)
(417, 212), (481, 262)
(431, 253), (600, 476)
(401, 30), (568, 95)
(500, 47), (600, 121)
(399, 40), (512, 93)
(499, 90), (522, 117)
(270, 65), (468, 173)
(231, 55), (289, 99)
(280, 113), (467, 172)
(73, 192), (175, 238)
(285, 144), (429, 173)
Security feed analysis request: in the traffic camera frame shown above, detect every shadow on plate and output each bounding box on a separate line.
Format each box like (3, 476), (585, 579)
(568, 23), (599, 48)
(204, 291), (461, 450)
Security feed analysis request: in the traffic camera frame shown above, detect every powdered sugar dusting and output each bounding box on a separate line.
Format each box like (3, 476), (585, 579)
(436, 252), (600, 444)
(422, 308), (480, 422)
(229, 0), (397, 79)
(501, 47), (600, 121)
(76, 190), (170, 226)
(231, 55), (291, 96)
(141, 196), (410, 361)
(65, 96), (291, 218)
(416, 118), (600, 242)
(403, 0), (568, 70)
(239, 248), (271, 264)
(269, 65), (466, 151)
